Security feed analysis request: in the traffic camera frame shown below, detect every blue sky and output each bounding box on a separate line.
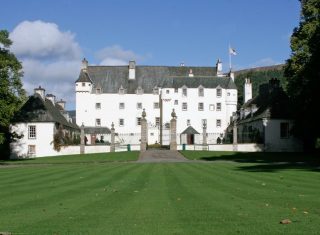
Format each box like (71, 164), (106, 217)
(0, 0), (301, 109)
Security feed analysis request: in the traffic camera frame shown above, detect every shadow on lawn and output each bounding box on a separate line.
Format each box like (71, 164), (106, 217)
(201, 152), (320, 172)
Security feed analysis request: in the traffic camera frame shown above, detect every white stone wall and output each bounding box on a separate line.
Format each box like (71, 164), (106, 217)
(76, 85), (237, 145)
(178, 143), (264, 152)
(10, 122), (55, 158)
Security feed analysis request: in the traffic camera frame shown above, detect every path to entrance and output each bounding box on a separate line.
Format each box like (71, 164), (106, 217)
(138, 150), (190, 163)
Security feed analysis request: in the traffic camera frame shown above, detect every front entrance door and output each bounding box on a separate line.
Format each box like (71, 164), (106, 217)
(91, 134), (96, 145)
(187, 134), (194, 144)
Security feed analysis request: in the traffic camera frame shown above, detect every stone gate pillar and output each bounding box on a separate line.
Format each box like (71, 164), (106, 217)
(170, 109), (177, 150)
(202, 121), (207, 150)
(233, 122), (238, 151)
(110, 122), (115, 152)
(80, 123), (85, 154)
(140, 109), (148, 151)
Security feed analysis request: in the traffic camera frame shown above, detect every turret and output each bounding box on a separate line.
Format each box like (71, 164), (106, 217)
(244, 78), (252, 103)
(75, 58), (93, 93)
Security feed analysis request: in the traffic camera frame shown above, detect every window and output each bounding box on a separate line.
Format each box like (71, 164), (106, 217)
(95, 103), (101, 109)
(182, 88), (187, 97)
(119, 119), (124, 126)
(28, 145), (36, 155)
(202, 119), (207, 125)
(174, 100), (178, 105)
(227, 92), (230, 96)
(198, 102), (204, 111)
(182, 102), (188, 111)
(136, 87), (143, 94)
(187, 119), (191, 126)
(96, 88), (101, 94)
(96, 118), (101, 126)
(216, 119), (221, 127)
(28, 125), (36, 139)
(166, 90), (170, 94)
(119, 86), (125, 94)
(150, 133), (154, 136)
(136, 117), (141, 126)
(216, 88), (222, 97)
(154, 102), (160, 109)
(216, 103), (221, 111)
(198, 87), (204, 97)
(119, 103), (125, 109)
(209, 104), (215, 111)
(280, 122), (289, 138)
(82, 82), (85, 87)
(137, 103), (142, 109)
(174, 88), (178, 93)
(155, 117), (160, 126)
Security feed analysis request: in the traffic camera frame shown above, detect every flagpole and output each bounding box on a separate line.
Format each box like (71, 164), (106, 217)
(228, 43), (232, 71)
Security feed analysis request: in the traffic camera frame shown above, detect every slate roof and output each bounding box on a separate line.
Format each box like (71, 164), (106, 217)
(84, 127), (111, 134)
(75, 65), (237, 93)
(181, 126), (200, 135)
(236, 79), (292, 124)
(12, 94), (79, 130)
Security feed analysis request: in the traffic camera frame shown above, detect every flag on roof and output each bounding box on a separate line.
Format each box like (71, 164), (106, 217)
(229, 47), (237, 55)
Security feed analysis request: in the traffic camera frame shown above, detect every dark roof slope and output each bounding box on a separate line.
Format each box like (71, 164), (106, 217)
(76, 65), (237, 93)
(181, 126), (200, 135)
(237, 78), (291, 124)
(12, 94), (79, 130)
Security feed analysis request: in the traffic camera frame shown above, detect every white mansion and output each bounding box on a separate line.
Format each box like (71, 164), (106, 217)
(76, 59), (238, 145)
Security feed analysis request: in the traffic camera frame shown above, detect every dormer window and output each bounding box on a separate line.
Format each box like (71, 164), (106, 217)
(153, 87), (159, 95)
(136, 86), (143, 95)
(216, 87), (222, 97)
(119, 85), (126, 95)
(182, 86), (187, 97)
(198, 86), (204, 97)
(96, 88), (101, 94)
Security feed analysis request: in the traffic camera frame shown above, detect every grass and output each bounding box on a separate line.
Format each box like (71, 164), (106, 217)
(0, 151), (319, 234)
(0, 151), (140, 165)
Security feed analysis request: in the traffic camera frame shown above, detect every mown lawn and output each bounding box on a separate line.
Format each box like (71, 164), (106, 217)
(0, 151), (319, 235)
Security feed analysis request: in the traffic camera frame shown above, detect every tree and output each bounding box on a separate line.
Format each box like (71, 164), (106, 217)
(0, 30), (26, 157)
(284, 0), (320, 151)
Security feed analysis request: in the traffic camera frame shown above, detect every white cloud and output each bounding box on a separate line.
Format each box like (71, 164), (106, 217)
(96, 45), (150, 65)
(10, 20), (81, 60)
(10, 20), (83, 110)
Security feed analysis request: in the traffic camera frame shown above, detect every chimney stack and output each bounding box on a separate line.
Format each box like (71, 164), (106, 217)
(34, 86), (45, 99)
(244, 78), (252, 103)
(188, 69), (194, 77)
(216, 59), (223, 77)
(45, 94), (56, 104)
(128, 60), (136, 80)
(56, 99), (66, 110)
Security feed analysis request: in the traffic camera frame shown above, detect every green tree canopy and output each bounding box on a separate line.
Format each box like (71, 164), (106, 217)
(0, 30), (26, 146)
(285, 0), (320, 151)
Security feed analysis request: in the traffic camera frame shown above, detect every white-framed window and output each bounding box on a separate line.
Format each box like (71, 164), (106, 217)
(96, 118), (101, 126)
(136, 117), (141, 126)
(198, 103), (204, 111)
(280, 122), (289, 138)
(154, 102), (160, 109)
(182, 102), (188, 111)
(155, 117), (160, 126)
(119, 119), (124, 126)
(136, 87), (143, 94)
(216, 88), (222, 97)
(182, 88), (187, 97)
(137, 103), (142, 109)
(96, 88), (102, 94)
(119, 103), (125, 109)
(119, 86), (125, 94)
(227, 92), (230, 96)
(28, 125), (36, 139)
(187, 119), (191, 126)
(216, 103), (221, 111)
(95, 103), (101, 109)
(174, 88), (178, 93)
(166, 90), (170, 94)
(150, 133), (154, 136)
(202, 119), (207, 125)
(198, 87), (204, 97)
(174, 100), (178, 105)
(28, 145), (36, 155)
(82, 82), (85, 87)
(209, 104), (215, 111)
(216, 119), (221, 127)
